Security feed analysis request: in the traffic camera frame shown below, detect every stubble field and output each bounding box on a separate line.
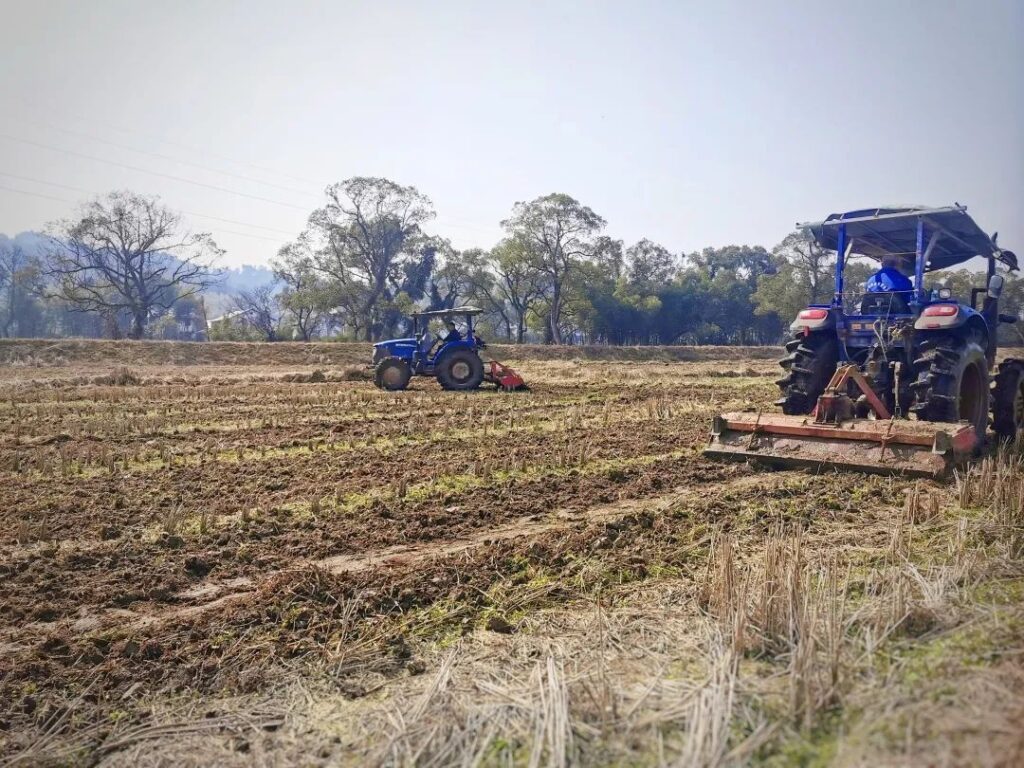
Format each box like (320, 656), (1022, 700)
(0, 340), (1021, 767)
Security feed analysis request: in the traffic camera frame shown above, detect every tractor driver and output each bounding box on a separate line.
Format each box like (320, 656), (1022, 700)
(426, 319), (463, 357)
(441, 319), (462, 343)
(865, 254), (914, 296)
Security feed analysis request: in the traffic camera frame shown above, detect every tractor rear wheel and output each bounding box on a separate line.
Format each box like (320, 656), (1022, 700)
(909, 333), (989, 438)
(374, 356), (411, 391)
(775, 333), (839, 415)
(437, 350), (484, 391)
(992, 359), (1024, 440)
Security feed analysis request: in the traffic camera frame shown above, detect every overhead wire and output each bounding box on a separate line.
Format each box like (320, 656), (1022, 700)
(13, 116), (321, 199)
(2, 110), (503, 239)
(0, 183), (71, 205)
(0, 171), (300, 237)
(0, 176), (290, 243)
(0, 134), (310, 211)
(13, 94), (326, 188)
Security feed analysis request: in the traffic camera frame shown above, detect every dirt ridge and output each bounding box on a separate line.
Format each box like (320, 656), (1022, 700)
(0, 338), (783, 367)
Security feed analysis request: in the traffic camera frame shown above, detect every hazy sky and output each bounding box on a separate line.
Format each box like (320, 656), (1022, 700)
(1, 0), (1021, 268)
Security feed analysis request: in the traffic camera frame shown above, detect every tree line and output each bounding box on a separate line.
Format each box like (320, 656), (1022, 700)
(2, 178), (1022, 345)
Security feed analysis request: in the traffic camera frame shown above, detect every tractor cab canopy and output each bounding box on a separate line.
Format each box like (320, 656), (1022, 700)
(410, 306), (484, 320)
(799, 206), (1018, 273)
(410, 306), (483, 336)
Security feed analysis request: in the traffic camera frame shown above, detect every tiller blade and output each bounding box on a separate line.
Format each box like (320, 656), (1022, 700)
(704, 364), (979, 479)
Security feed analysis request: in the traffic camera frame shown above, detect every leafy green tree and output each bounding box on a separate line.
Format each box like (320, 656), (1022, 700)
(689, 244), (774, 286)
(501, 193), (605, 343)
(753, 231), (834, 323)
(450, 238), (545, 342)
(591, 236), (625, 281)
(274, 237), (330, 340)
(626, 239), (677, 286)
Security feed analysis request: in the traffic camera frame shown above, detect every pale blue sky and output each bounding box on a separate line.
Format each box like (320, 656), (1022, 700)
(1, 0), (1021, 268)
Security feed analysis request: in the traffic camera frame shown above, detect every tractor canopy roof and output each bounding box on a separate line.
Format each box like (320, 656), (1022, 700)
(799, 205), (1018, 272)
(410, 306), (483, 319)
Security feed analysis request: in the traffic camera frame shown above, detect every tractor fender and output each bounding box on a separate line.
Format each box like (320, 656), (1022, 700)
(789, 306), (835, 334)
(431, 339), (480, 366)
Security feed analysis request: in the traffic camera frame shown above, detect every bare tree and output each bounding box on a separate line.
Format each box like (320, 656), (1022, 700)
(231, 284), (283, 341)
(45, 192), (222, 339)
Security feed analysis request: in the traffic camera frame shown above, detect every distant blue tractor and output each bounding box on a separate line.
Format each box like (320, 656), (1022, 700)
(371, 307), (527, 392)
(708, 205), (1023, 478)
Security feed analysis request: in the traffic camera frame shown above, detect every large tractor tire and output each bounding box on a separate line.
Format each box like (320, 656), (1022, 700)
(775, 333), (839, 415)
(437, 349), (485, 391)
(374, 356), (412, 391)
(992, 358), (1024, 440)
(909, 333), (989, 438)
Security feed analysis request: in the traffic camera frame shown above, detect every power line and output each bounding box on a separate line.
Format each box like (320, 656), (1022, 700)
(0, 171), (301, 238)
(0, 134), (310, 211)
(13, 101), (503, 236)
(16, 117), (321, 199)
(0, 176), (288, 244)
(0, 183), (72, 204)
(2, 130), (501, 239)
(15, 94), (327, 188)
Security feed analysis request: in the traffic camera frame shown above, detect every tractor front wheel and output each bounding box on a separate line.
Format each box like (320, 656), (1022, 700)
(437, 350), (484, 391)
(992, 358), (1024, 440)
(375, 357), (412, 391)
(910, 333), (989, 439)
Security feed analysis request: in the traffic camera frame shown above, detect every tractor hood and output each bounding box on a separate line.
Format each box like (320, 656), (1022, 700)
(374, 338), (417, 354)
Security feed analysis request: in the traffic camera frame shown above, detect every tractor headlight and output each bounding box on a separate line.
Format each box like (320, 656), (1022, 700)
(938, 288), (952, 299)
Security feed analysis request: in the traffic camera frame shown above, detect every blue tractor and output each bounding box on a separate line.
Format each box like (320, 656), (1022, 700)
(708, 205), (1022, 478)
(371, 306), (527, 392)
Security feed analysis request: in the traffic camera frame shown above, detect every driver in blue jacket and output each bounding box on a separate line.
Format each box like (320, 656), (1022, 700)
(866, 254), (913, 295)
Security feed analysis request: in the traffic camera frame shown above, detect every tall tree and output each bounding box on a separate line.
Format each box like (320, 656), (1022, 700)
(306, 177), (434, 340)
(427, 245), (478, 311)
(626, 239), (677, 286)
(488, 237), (545, 342)
(690, 244), (774, 286)
(45, 192), (221, 339)
(0, 241), (44, 338)
(592, 236), (625, 280)
(274, 237), (329, 340)
(501, 193), (605, 343)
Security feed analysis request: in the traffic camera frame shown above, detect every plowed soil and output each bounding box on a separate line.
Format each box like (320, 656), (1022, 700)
(1, 342), (1020, 766)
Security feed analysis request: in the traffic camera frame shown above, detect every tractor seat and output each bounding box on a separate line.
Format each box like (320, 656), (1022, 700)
(860, 291), (911, 316)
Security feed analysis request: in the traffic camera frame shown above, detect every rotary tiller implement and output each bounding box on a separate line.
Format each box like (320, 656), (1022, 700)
(484, 360), (530, 391)
(706, 364), (979, 479)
